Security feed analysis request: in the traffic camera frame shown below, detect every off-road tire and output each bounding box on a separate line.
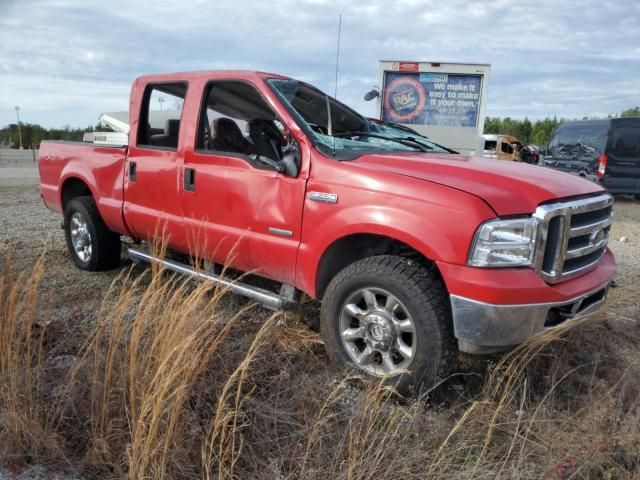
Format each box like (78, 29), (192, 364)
(64, 196), (121, 271)
(320, 255), (457, 394)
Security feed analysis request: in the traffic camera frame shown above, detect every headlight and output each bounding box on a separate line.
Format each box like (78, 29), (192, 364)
(468, 217), (539, 267)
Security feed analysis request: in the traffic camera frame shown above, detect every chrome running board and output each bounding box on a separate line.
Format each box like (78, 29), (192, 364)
(127, 248), (298, 311)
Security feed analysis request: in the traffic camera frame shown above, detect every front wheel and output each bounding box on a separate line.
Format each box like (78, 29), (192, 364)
(64, 196), (121, 271)
(320, 255), (457, 393)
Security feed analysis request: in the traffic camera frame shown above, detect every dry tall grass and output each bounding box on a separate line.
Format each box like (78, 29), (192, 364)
(0, 254), (64, 464)
(1, 249), (638, 479)
(0, 249), (282, 478)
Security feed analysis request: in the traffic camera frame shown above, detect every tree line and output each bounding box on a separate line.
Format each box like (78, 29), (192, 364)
(1, 106), (639, 149)
(484, 107), (640, 145)
(0, 123), (113, 149)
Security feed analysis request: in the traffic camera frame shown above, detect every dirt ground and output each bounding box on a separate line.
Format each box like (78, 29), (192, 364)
(0, 162), (127, 341)
(1, 161), (639, 479)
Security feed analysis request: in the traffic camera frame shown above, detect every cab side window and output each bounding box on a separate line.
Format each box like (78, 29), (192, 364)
(197, 81), (285, 162)
(501, 141), (514, 154)
(611, 126), (640, 157)
(484, 140), (497, 152)
(137, 82), (187, 150)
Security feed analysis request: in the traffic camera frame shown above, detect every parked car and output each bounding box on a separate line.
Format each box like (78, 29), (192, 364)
(529, 144), (543, 153)
(539, 118), (640, 197)
(521, 144), (540, 164)
(38, 71), (615, 392)
(483, 134), (522, 161)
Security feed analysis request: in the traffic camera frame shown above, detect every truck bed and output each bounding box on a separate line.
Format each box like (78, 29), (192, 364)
(38, 140), (130, 236)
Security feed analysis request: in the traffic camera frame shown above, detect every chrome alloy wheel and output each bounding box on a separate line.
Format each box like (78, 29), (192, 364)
(339, 287), (416, 376)
(69, 212), (92, 262)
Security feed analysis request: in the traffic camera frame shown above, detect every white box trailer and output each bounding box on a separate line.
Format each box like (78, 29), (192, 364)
(375, 61), (491, 155)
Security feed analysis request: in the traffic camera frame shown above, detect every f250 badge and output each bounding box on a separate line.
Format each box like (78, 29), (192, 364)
(309, 192), (338, 204)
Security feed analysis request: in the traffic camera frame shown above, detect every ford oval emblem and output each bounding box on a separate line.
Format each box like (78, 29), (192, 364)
(589, 228), (606, 245)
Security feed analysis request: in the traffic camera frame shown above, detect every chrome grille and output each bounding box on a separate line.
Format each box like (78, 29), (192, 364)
(534, 194), (613, 283)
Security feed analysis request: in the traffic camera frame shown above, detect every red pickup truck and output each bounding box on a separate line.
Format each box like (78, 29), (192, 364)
(39, 70), (615, 391)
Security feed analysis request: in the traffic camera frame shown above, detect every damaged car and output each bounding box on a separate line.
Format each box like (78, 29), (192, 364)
(540, 118), (640, 197)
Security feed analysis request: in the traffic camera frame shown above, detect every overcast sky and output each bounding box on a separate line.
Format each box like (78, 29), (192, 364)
(1, 0), (639, 128)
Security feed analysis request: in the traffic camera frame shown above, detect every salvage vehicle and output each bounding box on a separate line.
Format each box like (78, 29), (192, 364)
(540, 118), (640, 198)
(38, 71), (616, 392)
(483, 134), (522, 161)
(520, 144), (540, 164)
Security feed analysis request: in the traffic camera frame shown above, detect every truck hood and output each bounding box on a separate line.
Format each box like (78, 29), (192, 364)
(351, 153), (603, 216)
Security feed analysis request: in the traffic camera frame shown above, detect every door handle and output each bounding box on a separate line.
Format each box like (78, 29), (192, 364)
(184, 167), (196, 192)
(128, 161), (137, 182)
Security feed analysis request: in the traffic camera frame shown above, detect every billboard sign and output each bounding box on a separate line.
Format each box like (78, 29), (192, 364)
(382, 71), (482, 128)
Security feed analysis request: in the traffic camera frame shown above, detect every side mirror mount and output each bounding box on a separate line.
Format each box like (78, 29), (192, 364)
(280, 135), (300, 177)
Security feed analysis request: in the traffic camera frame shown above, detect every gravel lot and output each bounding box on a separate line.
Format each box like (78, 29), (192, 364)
(1, 160), (639, 479)
(1, 161), (128, 343)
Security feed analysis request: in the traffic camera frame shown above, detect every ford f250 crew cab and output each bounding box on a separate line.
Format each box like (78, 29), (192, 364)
(39, 71), (616, 392)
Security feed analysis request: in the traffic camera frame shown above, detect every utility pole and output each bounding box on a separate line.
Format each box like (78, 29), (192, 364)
(158, 96), (165, 112)
(14, 106), (23, 149)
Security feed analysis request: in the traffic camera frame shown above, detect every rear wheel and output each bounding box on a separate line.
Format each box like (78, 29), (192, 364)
(320, 255), (457, 393)
(64, 196), (121, 271)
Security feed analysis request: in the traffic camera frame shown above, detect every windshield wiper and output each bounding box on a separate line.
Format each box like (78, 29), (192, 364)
(337, 131), (432, 152)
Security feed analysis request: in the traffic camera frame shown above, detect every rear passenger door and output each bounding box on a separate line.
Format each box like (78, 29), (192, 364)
(605, 120), (640, 193)
(124, 82), (190, 250)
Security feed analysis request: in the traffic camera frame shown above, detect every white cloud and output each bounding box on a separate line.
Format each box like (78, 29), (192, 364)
(0, 73), (130, 128)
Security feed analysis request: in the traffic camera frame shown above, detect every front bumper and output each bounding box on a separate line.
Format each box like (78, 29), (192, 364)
(450, 280), (610, 354)
(439, 250), (616, 354)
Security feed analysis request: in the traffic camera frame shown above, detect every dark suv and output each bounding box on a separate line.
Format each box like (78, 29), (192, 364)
(540, 118), (640, 197)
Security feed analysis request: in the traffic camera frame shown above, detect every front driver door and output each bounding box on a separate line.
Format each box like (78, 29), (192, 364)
(181, 79), (307, 284)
